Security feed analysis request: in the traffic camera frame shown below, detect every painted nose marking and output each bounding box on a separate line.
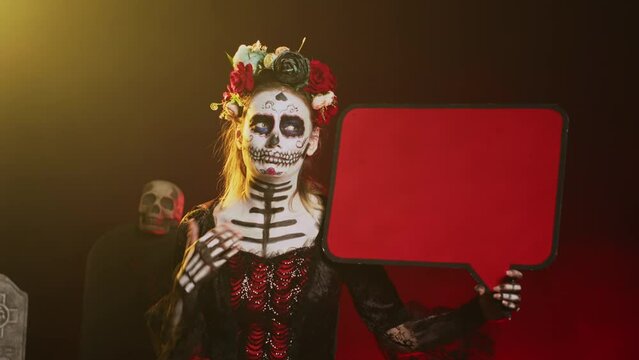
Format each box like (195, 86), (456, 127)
(266, 133), (280, 147)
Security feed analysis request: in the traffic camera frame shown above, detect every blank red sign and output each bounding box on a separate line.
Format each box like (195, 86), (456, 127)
(324, 106), (567, 287)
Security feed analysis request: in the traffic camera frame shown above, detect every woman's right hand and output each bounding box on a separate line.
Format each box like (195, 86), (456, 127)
(177, 220), (242, 294)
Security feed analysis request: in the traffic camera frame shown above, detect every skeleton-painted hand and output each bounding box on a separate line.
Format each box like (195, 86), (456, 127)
(474, 269), (523, 320)
(177, 220), (242, 294)
(492, 269), (523, 312)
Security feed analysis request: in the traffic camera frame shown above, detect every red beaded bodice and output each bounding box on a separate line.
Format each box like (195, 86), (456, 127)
(228, 248), (312, 360)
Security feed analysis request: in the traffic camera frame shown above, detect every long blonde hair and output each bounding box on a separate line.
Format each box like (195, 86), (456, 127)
(215, 83), (325, 215)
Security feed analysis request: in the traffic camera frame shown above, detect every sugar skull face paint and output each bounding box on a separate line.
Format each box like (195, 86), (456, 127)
(240, 88), (315, 180)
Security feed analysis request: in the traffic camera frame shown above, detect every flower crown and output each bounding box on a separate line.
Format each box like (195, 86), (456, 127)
(211, 39), (338, 127)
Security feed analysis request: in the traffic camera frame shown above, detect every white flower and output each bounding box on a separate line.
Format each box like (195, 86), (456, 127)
(275, 46), (290, 56)
(232, 45), (250, 67)
(263, 53), (276, 69)
(232, 43), (266, 74)
(250, 40), (267, 53)
(311, 91), (335, 110)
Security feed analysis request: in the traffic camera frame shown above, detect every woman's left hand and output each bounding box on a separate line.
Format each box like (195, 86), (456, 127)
(474, 269), (523, 320)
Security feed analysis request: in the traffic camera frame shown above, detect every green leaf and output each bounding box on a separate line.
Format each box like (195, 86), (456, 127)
(225, 52), (234, 67)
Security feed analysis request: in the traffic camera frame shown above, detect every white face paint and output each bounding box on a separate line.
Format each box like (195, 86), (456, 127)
(240, 88), (313, 181)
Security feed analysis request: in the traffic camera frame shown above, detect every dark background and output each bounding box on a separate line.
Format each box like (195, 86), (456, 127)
(1, 0), (637, 358)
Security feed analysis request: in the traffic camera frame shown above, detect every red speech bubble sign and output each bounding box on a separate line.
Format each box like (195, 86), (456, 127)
(323, 106), (568, 287)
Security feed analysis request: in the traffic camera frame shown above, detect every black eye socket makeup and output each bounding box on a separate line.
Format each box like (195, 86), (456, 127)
(280, 115), (305, 137)
(250, 114), (275, 135)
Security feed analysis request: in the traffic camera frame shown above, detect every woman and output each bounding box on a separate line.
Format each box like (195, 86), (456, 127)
(148, 40), (523, 360)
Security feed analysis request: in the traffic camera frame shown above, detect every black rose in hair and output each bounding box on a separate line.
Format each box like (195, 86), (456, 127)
(272, 51), (310, 89)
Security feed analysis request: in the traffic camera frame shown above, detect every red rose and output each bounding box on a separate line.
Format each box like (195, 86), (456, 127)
(227, 62), (254, 95)
(304, 60), (336, 94)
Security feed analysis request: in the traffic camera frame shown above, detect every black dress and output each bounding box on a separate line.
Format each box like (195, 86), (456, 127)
(147, 201), (487, 360)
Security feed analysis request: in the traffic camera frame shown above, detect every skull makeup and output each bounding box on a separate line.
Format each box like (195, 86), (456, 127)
(239, 88), (319, 180)
(138, 180), (185, 235)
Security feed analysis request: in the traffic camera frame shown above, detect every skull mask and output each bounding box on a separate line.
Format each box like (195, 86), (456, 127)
(138, 180), (185, 235)
(239, 88), (319, 181)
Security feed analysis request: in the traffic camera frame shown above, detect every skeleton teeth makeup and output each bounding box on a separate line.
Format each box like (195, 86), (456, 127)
(248, 147), (305, 166)
(241, 89), (314, 181)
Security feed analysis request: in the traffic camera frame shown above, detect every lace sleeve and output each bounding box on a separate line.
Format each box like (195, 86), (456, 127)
(379, 298), (487, 355)
(338, 263), (488, 359)
(338, 263), (411, 335)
